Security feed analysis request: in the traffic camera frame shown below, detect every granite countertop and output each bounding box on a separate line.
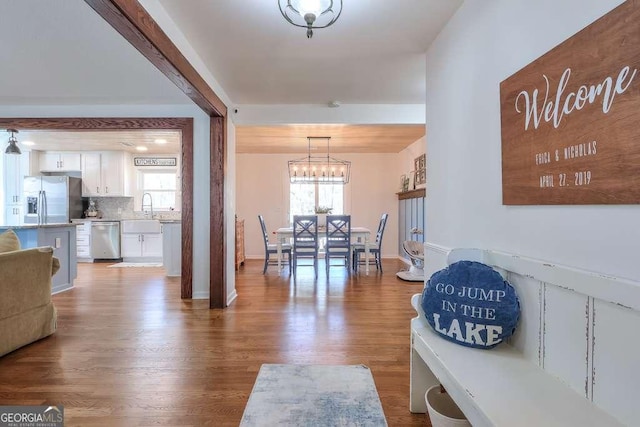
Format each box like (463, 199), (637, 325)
(70, 218), (182, 223)
(0, 223), (77, 229)
(71, 218), (121, 222)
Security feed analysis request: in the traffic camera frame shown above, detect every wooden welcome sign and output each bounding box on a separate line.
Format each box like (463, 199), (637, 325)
(500, 0), (640, 205)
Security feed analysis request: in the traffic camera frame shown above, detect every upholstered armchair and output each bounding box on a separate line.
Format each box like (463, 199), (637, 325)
(0, 230), (59, 357)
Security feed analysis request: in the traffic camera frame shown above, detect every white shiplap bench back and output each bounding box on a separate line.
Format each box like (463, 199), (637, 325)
(410, 244), (639, 426)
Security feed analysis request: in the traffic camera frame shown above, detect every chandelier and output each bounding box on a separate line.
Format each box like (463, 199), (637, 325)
(278, 0), (343, 38)
(288, 137), (351, 184)
(5, 129), (21, 155)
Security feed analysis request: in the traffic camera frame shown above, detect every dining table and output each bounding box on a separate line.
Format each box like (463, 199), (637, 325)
(275, 226), (372, 274)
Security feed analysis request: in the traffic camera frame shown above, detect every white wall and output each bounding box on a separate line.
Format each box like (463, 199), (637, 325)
(0, 104), (222, 299)
(236, 153), (400, 259)
(226, 118), (237, 305)
(425, 0), (638, 281)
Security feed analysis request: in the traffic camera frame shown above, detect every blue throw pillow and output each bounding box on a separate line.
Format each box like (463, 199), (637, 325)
(421, 260), (520, 349)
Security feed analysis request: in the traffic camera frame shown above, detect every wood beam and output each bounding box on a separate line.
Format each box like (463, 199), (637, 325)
(209, 116), (227, 308)
(84, 0), (227, 118)
(84, 0), (229, 308)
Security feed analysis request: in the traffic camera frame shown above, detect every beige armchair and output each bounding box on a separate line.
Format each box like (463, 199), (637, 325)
(0, 246), (59, 357)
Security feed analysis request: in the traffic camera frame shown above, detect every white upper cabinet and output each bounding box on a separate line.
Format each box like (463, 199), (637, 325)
(3, 151), (31, 206)
(81, 152), (126, 197)
(39, 152), (81, 172)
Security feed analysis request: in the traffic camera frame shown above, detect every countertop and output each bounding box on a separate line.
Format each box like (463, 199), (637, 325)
(71, 218), (182, 223)
(0, 223), (77, 229)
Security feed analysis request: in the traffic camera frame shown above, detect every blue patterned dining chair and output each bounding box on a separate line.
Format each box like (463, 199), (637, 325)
(353, 213), (388, 273)
(325, 215), (351, 274)
(258, 215), (291, 274)
(292, 215), (319, 278)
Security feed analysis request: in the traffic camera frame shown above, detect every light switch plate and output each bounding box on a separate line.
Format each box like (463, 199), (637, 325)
(55, 237), (61, 248)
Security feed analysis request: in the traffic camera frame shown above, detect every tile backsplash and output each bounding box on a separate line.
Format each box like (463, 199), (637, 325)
(89, 197), (182, 220)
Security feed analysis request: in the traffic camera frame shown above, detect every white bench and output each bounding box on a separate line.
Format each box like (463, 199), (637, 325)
(410, 246), (639, 427)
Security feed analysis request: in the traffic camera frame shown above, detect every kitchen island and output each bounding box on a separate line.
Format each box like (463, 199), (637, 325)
(161, 220), (181, 277)
(0, 224), (77, 294)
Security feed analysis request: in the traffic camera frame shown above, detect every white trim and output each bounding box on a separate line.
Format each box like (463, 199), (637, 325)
(448, 248), (640, 312)
(227, 289), (238, 306)
(192, 291), (209, 300)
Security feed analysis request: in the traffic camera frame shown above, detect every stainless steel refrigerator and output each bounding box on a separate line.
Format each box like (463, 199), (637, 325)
(23, 176), (83, 225)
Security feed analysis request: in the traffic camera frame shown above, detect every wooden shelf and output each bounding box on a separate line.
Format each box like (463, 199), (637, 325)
(396, 188), (425, 200)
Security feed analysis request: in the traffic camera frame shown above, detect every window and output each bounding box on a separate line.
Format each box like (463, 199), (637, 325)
(289, 183), (343, 222)
(138, 170), (178, 211)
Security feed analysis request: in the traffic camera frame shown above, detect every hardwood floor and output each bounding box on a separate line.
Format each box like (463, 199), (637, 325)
(0, 260), (428, 426)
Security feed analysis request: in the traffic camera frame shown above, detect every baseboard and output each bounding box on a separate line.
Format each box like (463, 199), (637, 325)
(191, 291), (209, 300)
(227, 289), (238, 306)
(52, 282), (73, 295)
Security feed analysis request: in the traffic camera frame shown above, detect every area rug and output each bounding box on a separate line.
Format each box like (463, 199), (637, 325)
(240, 364), (387, 427)
(107, 262), (163, 268)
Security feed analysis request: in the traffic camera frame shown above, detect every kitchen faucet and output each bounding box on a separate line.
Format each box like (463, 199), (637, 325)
(141, 192), (154, 219)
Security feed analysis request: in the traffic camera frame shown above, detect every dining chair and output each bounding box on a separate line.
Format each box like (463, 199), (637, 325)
(325, 214), (351, 274)
(353, 213), (388, 273)
(258, 215), (291, 274)
(292, 215), (319, 278)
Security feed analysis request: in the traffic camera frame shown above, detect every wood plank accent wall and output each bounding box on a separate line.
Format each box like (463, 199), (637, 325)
(0, 117), (194, 299)
(84, 0), (226, 118)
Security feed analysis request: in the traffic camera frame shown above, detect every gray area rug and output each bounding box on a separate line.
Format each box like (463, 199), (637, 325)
(240, 364), (387, 427)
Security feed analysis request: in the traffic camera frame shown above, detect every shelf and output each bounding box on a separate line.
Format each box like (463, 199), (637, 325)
(396, 188), (425, 200)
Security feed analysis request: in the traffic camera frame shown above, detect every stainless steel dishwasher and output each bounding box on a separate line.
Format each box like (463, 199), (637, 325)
(91, 221), (121, 259)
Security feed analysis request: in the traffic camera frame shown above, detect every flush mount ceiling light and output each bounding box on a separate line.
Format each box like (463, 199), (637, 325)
(288, 137), (350, 184)
(278, 0), (343, 38)
(5, 129), (21, 155)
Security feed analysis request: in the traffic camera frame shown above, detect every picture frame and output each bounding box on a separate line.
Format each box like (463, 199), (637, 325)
(400, 174), (408, 192)
(415, 168), (426, 186)
(408, 170), (416, 190)
(414, 154), (426, 172)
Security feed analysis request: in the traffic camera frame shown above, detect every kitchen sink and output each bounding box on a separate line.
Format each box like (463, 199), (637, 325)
(120, 219), (161, 234)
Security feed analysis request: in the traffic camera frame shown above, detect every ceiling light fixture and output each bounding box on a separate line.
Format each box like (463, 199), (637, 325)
(278, 0), (343, 39)
(154, 139), (168, 145)
(288, 136), (350, 184)
(136, 146), (148, 152)
(5, 129), (21, 155)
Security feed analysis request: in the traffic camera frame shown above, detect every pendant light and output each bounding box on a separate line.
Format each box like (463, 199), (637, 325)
(5, 129), (21, 155)
(288, 137), (351, 184)
(278, 0), (343, 38)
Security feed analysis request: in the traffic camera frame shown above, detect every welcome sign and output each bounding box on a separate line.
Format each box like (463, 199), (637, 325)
(500, 0), (640, 205)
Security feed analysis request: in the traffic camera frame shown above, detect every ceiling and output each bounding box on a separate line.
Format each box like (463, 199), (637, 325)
(0, 0), (189, 105)
(236, 124), (425, 154)
(11, 124), (424, 155)
(156, 0), (464, 104)
(15, 130), (181, 155)
(1, 0), (454, 153)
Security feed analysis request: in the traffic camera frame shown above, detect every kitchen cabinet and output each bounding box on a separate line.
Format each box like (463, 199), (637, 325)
(82, 152), (126, 197)
(2, 151), (30, 225)
(121, 232), (163, 260)
(0, 224), (77, 294)
(72, 220), (92, 262)
(4, 205), (23, 226)
(162, 222), (181, 277)
(39, 152), (81, 172)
